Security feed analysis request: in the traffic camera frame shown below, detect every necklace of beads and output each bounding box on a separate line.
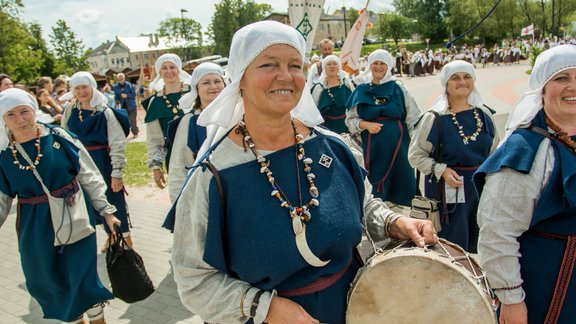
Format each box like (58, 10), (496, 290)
(77, 103), (96, 122)
(448, 106), (483, 145)
(545, 115), (576, 153)
(237, 118), (319, 223)
(325, 78), (342, 103)
(163, 82), (183, 115)
(9, 126), (43, 171)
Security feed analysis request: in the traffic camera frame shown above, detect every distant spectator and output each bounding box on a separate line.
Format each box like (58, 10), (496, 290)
(0, 74), (13, 92)
(112, 73), (139, 137)
(37, 76), (54, 93)
(36, 88), (62, 124)
(102, 84), (115, 108)
(53, 76), (68, 98)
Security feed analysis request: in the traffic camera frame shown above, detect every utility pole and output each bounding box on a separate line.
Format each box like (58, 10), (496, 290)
(551, 0), (555, 36)
(180, 9), (188, 61)
(342, 7), (348, 38)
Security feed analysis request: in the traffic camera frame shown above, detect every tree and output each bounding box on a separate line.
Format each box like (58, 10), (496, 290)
(208, 0), (272, 56)
(28, 22), (56, 78)
(378, 11), (414, 45)
(49, 19), (88, 76)
(394, 0), (449, 43)
(157, 17), (203, 61)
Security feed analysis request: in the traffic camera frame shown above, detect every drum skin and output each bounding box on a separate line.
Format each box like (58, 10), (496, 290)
(347, 240), (497, 323)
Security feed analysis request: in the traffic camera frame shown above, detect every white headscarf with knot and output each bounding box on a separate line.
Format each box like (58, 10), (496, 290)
(502, 44), (576, 145)
(195, 20), (323, 163)
(430, 60), (484, 113)
(317, 55), (348, 85)
(178, 62), (224, 112)
(60, 71), (108, 107)
(357, 49), (395, 85)
(148, 53), (192, 92)
(0, 88), (41, 150)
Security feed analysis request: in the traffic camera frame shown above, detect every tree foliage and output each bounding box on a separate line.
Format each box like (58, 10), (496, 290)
(208, 0), (272, 56)
(49, 19), (88, 76)
(377, 11), (414, 45)
(394, 0), (448, 43)
(157, 17), (203, 61)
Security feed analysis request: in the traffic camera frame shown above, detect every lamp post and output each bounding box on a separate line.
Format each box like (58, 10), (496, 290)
(551, 0), (555, 36)
(342, 7), (348, 38)
(180, 9), (188, 61)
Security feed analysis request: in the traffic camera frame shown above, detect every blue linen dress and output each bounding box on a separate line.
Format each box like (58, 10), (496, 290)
(0, 128), (113, 321)
(424, 108), (496, 252)
(347, 81), (416, 205)
(66, 107), (130, 233)
(167, 112), (207, 157)
(313, 83), (352, 134)
(475, 111), (576, 323)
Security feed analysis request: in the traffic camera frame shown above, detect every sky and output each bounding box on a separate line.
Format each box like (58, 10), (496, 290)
(20, 0), (394, 49)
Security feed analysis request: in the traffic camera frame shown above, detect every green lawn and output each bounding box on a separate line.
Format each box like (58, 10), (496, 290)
(124, 141), (153, 187)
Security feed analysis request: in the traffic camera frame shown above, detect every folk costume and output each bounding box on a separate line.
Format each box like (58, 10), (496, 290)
(170, 21), (400, 324)
(346, 49), (421, 206)
(167, 62), (225, 203)
(142, 53), (191, 171)
(475, 45), (576, 324)
(409, 61), (499, 252)
(0, 88), (116, 322)
(61, 72), (131, 234)
(310, 55), (355, 134)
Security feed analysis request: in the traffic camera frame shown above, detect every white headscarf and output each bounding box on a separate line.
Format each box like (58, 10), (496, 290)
(178, 62), (224, 112)
(148, 53), (192, 92)
(317, 55), (348, 85)
(0, 88), (42, 150)
(357, 49), (395, 85)
(502, 44), (576, 144)
(195, 20), (323, 163)
(430, 60), (484, 113)
(60, 71), (108, 107)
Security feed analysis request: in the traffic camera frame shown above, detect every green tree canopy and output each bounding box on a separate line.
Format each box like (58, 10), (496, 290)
(377, 11), (414, 45)
(394, 0), (448, 43)
(49, 19), (88, 76)
(157, 16), (203, 61)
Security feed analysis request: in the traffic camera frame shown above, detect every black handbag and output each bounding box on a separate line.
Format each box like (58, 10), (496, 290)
(106, 226), (154, 303)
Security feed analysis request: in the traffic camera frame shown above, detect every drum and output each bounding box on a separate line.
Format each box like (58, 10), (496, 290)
(347, 239), (497, 323)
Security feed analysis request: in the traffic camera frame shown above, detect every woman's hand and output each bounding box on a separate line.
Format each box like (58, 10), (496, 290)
(500, 302), (528, 324)
(103, 214), (121, 234)
(154, 169), (166, 189)
(265, 296), (319, 324)
(442, 167), (463, 188)
(391, 216), (438, 247)
(111, 177), (124, 192)
(361, 121), (383, 134)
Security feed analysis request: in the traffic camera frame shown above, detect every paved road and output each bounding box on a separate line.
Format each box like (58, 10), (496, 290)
(0, 62), (530, 323)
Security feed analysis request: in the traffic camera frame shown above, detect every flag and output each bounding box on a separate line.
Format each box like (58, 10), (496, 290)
(288, 0), (326, 63)
(521, 24), (534, 36)
(339, 8), (370, 75)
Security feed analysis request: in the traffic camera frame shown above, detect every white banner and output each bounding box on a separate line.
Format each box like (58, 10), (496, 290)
(288, 0), (325, 63)
(521, 24), (534, 36)
(339, 8), (370, 74)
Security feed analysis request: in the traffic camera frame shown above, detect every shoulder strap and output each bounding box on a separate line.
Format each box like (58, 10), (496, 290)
(415, 111), (443, 199)
(528, 124), (576, 155)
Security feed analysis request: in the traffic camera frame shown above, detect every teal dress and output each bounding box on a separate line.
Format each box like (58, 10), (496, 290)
(312, 83), (353, 134)
(0, 127), (112, 321)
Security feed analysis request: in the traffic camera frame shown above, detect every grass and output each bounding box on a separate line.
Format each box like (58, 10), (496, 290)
(124, 141), (153, 187)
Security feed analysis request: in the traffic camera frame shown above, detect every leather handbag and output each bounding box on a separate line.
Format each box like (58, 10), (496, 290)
(106, 225), (154, 303)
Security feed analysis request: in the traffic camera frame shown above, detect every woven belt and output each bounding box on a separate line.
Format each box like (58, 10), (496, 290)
(277, 258), (352, 297)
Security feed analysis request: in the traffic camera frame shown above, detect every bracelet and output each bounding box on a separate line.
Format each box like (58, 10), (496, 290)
(384, 213), (402, 238)
(239, 287), (251, 317)
(430, 160), (437, 179)
(250, 290), (265, 318)
(494, 284), (522, 291)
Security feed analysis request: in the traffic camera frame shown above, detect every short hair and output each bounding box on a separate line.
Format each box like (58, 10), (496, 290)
(318, 39), (334, 49)
(117, 73), (126, 79)
(0, 73), (11, 84)
(36, 88), (49, 98)
(54, 77), (67, 88)
(38, 76), (53, 89)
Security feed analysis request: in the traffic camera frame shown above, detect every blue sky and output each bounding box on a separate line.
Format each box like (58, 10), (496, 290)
(20, 0), (393, 49)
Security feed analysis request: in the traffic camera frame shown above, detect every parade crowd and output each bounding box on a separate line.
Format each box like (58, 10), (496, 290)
(0, 23), (575, 324)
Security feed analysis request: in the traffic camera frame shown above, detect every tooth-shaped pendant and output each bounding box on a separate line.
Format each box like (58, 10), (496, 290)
(294, 220), (330, 267)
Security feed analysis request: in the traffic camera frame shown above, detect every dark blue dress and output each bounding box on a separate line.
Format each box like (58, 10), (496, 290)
(313, 83), (352, 134)
(0, 128), (113, 321)
(178, 132), (366, 323)
(66, 107), (130, 233)
(347, 81), (416, 205)
(167, 112), (207, 158)
(425, 108), (496, 252)
(475, 111), (576, 323)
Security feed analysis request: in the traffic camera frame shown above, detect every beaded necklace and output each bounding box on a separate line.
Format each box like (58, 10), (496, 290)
(237, 118), (319, 223)
(545, 115), (576, 153)
(448, 106), (483, 145)
(162, 82), (183, 115)
(9, 126), (43, 171)
(324, 78), (343, 103)
(77, 102), (96, 122)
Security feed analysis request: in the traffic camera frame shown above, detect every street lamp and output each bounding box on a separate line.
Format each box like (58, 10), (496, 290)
(342, 7), (348, 38)
(180, 9), (188, 61)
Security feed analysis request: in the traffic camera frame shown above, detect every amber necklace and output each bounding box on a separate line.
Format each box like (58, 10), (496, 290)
(162, 82), (183, 114)
(9, 126), (43, 171)
(324, 78), (342, 103)
(77, 102), (96, 122)
(545, 115), (576, 153)
(448, 106), (483, 145)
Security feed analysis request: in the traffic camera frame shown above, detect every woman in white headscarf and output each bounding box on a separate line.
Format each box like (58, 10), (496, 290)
(0, 88), (120, 324)
(60, 71), (132, 251)
(346, 49), (421, 206)
(141, 53), (192, 189)
(310, 55), (355, 133)
(475, 45), (576, 324)
(408, 60), (499, 252)
(165, 62), (226, 204)
(169, 21), (436, 324)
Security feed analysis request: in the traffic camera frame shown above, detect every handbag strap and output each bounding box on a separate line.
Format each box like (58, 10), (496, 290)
(528, 124), (576, 156)
(14, 142), (52, 196)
